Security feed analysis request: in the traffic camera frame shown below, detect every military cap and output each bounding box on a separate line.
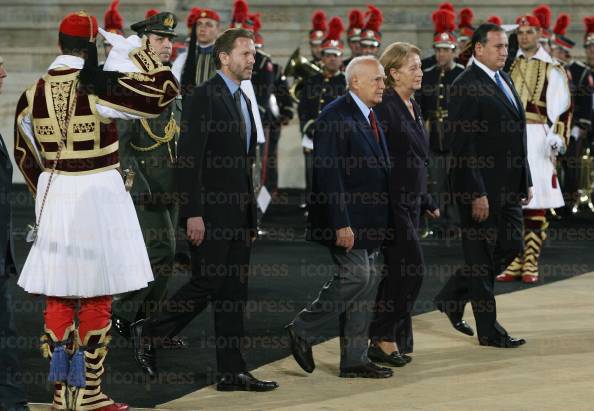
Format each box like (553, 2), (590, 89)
(131, 11), (177, 38)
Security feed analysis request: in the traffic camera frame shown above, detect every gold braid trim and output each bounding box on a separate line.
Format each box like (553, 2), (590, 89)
(131, 112), (179, 152)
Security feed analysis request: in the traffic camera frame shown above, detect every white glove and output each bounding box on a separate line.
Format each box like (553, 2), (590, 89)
(546, 133), (565, 156)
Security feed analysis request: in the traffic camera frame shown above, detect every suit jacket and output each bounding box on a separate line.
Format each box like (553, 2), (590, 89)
(0, 134), (15, 277)
(177, 74), (257, 235)
(375, 89), (436, 213)
(447, 63), (532, 206)
(307, 93), (390, 250)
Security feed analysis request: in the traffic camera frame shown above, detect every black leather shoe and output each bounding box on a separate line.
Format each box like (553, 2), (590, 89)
(367, 345), (407, 367)
(112, 315), (131, 339)
(340, 362), (393, 378)
(285, 323), (315, 373)
(216, 372), (279, 392)
(479, 335), (526, 348)
(435, 302), (475, 336)
(449, 316), (474, 336)
(130, 319), (158, 378)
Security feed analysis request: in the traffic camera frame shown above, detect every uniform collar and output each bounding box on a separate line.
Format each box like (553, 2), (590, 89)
(516, 46), (553, 63)
(48, 55), (84, 71)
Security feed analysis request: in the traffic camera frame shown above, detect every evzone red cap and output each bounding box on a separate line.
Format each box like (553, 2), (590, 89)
(60, 11), (98, 40)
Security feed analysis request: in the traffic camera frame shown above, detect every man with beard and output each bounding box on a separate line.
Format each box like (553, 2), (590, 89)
(132, 28), (278, 392)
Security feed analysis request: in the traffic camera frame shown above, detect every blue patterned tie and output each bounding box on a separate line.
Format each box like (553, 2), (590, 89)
(494, 72), (517, 111)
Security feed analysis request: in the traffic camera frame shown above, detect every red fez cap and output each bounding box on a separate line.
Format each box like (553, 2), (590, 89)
(187, 7), (220, 28)
(516, 15), (541, 28)
(60, 11), (98, 40)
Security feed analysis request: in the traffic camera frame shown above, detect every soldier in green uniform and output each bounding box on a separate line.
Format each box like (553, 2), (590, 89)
(111, 12), (182, 342)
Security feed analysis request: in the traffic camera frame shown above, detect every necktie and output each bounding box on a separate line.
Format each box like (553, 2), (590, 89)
(494, 72), (518, 110)
(233, 88), (248, 150)
(368, 111), (380, 144)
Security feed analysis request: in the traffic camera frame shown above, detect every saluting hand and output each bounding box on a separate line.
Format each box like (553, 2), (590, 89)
(472, 196), (489, 223)
(187, 216), (205, 246)
(336, 227), (355, 252)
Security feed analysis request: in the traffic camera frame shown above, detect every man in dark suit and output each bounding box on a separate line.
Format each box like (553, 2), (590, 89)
(434, 23), (533, 348)
(0, 57), (29, 411)
(132, 28), (278, 392)
(286, 56), (393, 379)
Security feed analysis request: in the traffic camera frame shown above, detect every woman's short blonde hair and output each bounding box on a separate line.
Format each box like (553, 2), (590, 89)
(379, 42), (421, 87)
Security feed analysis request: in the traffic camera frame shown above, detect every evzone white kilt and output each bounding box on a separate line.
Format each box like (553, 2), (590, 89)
(523, 124), (565, 210)
(18, 169), (154, 298)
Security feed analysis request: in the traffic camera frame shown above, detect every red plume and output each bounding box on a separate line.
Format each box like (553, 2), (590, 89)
(312, 10), (327, 31)
(432, 9), (456, 34)
(364, 5), (383, 32)
(232, 0), (249, 25)
(250, 13), (261, 32)
(532, 5), (552, 31)
(326, 16), (345, 41)
(145, 9), (159, 19)
(104, 0), (123, 31)
(458, 7), (474, 28)
(487, 15), (503, 26)
(439, 2), (455, 13)
(585, 16), (594, 34)
(348, 9), (365, 30)
(553, 13), (570, 36)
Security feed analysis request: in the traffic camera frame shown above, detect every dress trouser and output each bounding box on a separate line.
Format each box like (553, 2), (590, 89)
(304, 150), (313, 201)
(434, 202), (523, 341)
(113, 204), (177, 323)
(369, 202), (423, 354)
(262, 121), (281, 192)
(147, 229), (251, 375)
(0, 276), (28, 410)
(292, 248), (381, 369)
(429, 151), (458, 227)
(560, 137), (584, 205)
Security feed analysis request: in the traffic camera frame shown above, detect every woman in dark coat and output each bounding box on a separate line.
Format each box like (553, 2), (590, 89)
(368, 42), (439, 366)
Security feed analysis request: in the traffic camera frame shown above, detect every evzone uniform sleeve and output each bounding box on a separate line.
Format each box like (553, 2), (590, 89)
(14, 89), (43, 194)
(545, 65), (572, 151)
(95, 37), (180, 120)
